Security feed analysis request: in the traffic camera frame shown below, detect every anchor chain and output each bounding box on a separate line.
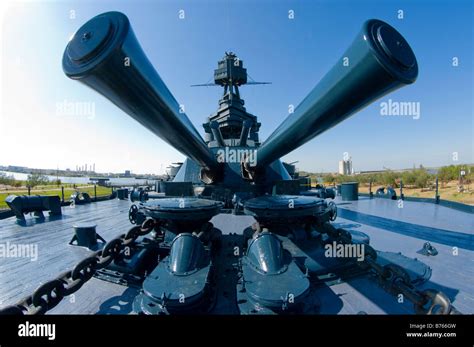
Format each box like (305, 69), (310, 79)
(0, 218), (157, 315)
(318, 221), (460, 315)
(358, 244), (460, 315)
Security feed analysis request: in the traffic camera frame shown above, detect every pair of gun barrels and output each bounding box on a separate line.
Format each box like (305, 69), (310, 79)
(63, 12), (418, 181)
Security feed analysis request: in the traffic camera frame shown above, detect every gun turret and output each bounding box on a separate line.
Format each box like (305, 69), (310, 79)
(63, 13), (417, 191)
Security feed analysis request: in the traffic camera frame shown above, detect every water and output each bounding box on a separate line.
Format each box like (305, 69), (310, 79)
(0, 171), (157, 186)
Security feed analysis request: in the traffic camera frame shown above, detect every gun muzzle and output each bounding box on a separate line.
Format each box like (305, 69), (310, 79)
(256, 19), (418, 169)
(63, 12), (219, 177)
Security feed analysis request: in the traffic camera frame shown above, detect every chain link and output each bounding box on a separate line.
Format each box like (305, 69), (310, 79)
(317, 222), (460, 315)
(0, 218), (157, 315)
(356, 244), (459, 315)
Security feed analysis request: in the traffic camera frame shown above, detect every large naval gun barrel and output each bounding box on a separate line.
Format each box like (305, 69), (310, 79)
(256, 19), (418, 169)
(62, 12), (218, 178)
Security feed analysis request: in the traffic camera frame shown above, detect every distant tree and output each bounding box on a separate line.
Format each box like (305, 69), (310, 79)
(438, 165), (454, 183)
(26, 173), (49, 188)
(53, 179), (61, 187)
(355, 175), (372, 185)
(465, 166), (474, 183)
(380, 170), (398, 187)
(414, 169), (431, 189)
(437, 164), (473, 185)
(0, 172), (17, 186)
(323, 174), (336, 185)
(0, 172), (7, 184)
(335, 175), (355, 184)
(367, 175), (376, 185)
(401, 170), (417, 186)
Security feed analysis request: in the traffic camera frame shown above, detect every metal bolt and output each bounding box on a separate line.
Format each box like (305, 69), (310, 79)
(82, 31), (92, 41)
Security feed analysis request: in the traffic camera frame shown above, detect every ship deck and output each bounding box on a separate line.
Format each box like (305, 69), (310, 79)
(0, 197), (472, 314)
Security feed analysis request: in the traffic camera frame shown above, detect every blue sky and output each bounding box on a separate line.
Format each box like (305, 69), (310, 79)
(0, 0), (472, 174)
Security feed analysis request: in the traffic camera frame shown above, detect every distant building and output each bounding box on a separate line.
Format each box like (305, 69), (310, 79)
(124, 170), (131, 177)
(338, 158), (353, 175)
(338, 161), (345, 175)
(7, 165), (28, 172)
